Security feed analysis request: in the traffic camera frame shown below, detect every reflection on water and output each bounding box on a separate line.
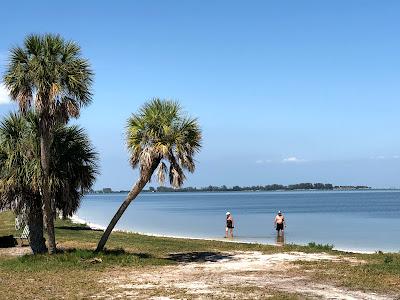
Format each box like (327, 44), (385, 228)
(276, 234), (285, 247)
(77, 190), (400, 252)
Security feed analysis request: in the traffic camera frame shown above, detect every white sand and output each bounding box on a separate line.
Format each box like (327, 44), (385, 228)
(95, 251), (390, 299)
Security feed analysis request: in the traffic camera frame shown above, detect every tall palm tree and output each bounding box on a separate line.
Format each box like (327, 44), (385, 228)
(96, 99), (202, 252)
(3, 34), (93, 253)
(0, 113), (98, 254)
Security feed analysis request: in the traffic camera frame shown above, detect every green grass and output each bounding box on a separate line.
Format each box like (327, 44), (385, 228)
(293, 251), (400, 294)
(307, 241), (334, 251)
(365, 253), (400, 276)
(0, 248), (170, 272)
(0, 211), (17, 236)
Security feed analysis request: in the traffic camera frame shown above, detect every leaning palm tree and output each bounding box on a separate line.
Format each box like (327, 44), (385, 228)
(96, 99), (202, 252)
(3, 34), (93, 253)
(0, 112), (98, 254)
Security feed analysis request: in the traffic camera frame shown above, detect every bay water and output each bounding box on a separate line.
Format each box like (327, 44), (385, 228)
(76, 190), (400, 252)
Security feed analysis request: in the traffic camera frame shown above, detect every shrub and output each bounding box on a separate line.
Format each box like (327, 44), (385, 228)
(307, 242), (334, 251)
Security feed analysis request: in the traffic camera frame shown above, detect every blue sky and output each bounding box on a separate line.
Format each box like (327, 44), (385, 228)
(0, 1), (399, 189)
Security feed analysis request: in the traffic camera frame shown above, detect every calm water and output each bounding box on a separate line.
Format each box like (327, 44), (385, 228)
(76, 190), (400, 252)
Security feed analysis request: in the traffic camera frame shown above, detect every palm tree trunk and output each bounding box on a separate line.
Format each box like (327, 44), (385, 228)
(27, 196), (47, 254)
(95, 161), (159, 252)
(40, 124), (56, 254)
(95, 177), (147, 252)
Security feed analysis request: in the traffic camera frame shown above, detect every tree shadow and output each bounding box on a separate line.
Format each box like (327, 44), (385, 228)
(100, 248), (152, 258)
(167, 251), (233, 263)
(56, 225), (103, 232)
(0, 235), (17, 248)
(56, 247), (154, 259)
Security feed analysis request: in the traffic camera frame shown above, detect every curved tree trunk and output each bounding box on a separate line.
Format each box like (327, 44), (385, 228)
(40, 123), (56, 254)
(27, 196), (47, 254)
(95, 160), (160, 252)
(95, 177), (148, 252)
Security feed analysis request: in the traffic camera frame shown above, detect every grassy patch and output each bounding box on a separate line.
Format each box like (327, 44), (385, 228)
(364, 253), (400, 276)
(307, 241), (334, 251)
(293, 252), (400, 294)
(0, 248), (171, 272)
(0, 211), (17, 237)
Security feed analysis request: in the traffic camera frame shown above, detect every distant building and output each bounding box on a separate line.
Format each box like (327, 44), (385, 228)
(102, 188), (112, 193)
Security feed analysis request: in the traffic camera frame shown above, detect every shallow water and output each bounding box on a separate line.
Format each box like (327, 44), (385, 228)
(76, 190), (400, 252)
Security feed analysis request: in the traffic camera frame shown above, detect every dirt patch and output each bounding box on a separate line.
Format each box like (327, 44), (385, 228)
(94, 251), (388, 299)
(0, 246), (31, 257)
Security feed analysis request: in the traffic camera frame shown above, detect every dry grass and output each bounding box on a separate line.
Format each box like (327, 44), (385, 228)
(294, 255), (400, 295)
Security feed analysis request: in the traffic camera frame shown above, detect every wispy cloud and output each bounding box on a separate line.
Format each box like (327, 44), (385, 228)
(255, 159), (272, 164)
(369, 155), (400, 160)
(0, 83), (11, 105)
(282, 156), (306, 163)
(0, 50), (11, 105)
(257, 157), (307, 164)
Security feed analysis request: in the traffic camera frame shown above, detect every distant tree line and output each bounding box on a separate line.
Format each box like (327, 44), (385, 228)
(90, 183), (371, 194)
(142, 183), (370, 193)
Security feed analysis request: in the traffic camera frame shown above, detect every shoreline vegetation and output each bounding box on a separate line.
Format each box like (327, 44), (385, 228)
(92, 183), (372, 194)
(1, 211), (400, 299)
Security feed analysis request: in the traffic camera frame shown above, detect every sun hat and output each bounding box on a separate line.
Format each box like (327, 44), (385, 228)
(226, 212), (231, 215)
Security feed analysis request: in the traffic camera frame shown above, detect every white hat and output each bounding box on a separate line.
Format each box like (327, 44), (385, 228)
(226, 212), (231, 215)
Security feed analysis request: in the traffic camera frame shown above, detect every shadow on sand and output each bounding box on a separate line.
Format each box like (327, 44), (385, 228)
(167, 251), (233, 263)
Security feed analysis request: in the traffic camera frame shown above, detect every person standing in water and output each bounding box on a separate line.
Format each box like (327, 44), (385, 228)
(225, 212), (234, 238)
(274, 211), (285, 236)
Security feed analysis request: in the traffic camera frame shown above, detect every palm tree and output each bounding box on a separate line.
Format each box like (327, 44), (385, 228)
(96, 99), (202, 252)
(3, 34), (93, 253)
(0, 113), (45, 253)
(51, 124), (99, 219)
(0, 113), (98, 254)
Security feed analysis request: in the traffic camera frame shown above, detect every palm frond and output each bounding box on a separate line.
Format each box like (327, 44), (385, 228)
(0, 112), (99, 218)
(3, 34), (93, 121)
(156, 162), (167, 185)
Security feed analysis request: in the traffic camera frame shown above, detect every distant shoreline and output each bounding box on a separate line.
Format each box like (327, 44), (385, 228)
(87, 187), (400, 195)
(95, 183), (371, 194)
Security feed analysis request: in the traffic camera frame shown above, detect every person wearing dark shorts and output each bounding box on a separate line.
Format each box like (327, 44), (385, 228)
(225, 212), (234, 238)
(274, 211), (285, 236)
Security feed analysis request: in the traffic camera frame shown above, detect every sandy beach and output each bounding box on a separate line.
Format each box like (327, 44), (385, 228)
(67, 219), (397, 298)
(93, 251), (390, 299)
